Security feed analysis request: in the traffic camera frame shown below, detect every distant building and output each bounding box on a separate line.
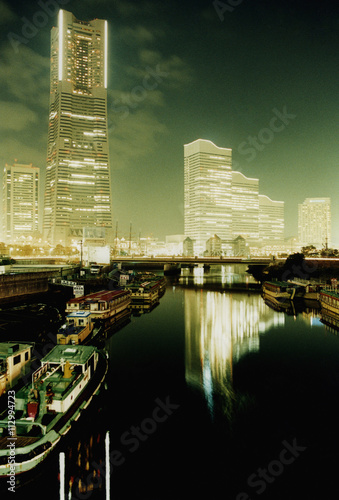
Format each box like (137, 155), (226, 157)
(258, 195), (284, 244)
(205, 234), (222, 256)
(165, 235), (186, 255)
(232, 171), (259, 243)
(184, 139), (232, 255)
(184, 139), (285, 255)
(233, 235), (247, 256)
(298, 198), (331, 248)
(183, 237), (194, 257)
(43, 10), (113, 246)
(2, 162), (39, 242)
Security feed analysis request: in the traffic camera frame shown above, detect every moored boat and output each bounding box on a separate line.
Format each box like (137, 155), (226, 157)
(0, 344), (108, 476)
(65, 289), (131, 321)
(287, 279), (325, 300)
(318, 289), (339, 316)
(57, 311), (94, 345)
(262, 281), (302, 300)
(124, 281), (159, 303)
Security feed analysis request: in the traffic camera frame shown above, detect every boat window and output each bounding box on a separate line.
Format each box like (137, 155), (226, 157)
(13, 354), (21, 365)
(25, 351), (29, 361)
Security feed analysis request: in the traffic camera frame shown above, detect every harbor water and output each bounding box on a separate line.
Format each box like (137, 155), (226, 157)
(5, 265), (339, 499)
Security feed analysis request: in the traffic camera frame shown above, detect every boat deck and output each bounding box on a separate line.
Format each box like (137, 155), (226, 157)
(0, 436), (39, 450)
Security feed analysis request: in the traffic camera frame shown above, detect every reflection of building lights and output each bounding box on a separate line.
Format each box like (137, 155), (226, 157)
(185, 289), (285, 416)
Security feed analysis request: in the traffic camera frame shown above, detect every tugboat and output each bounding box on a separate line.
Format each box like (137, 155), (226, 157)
(0, 344), (108, 475)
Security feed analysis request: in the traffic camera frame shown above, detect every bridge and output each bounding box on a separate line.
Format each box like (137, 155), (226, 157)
(110, 256), (276, 266)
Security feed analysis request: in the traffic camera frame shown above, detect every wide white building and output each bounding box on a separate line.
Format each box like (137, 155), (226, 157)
(232, 171), (259, 243)
(43, 10), (113, 245)
(2, 163), (39, 242)
(298, 198), (331, 248)
(258, 195), (285, 245)
(184, 139), (232, 254)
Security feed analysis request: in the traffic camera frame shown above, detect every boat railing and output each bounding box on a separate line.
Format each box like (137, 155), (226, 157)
(0, 419), (47, 436)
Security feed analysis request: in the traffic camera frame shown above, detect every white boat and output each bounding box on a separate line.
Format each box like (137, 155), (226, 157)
(0, 345), (108, 476)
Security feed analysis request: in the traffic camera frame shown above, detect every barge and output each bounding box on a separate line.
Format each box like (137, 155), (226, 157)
(65, 289), (131, 321)
(318, 289), (339, 316)
(262, 281), (303, 301)
(0, 344), (108, 475)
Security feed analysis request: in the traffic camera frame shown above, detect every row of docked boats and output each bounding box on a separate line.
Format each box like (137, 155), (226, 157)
(57, 273), (166, 345)
(262, 279), (339, 320)
(0, 273), (166, 479)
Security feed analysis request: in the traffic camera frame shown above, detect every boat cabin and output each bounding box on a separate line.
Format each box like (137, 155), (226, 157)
(16, 345), (99, 416)
(57, 311), (93, 345)
(0, 343), (32, 397)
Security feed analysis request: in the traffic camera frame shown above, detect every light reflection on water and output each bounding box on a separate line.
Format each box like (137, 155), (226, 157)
(184, 288), (285, 421)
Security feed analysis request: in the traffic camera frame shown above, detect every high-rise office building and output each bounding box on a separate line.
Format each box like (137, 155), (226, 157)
(232, 171), (259, 243)
(298, 198), (331, 248)
(3, 163), (39, 242)
(184, 139), (232, 254)
(43, 9), (113, 245)
(258, 195), (284, 244)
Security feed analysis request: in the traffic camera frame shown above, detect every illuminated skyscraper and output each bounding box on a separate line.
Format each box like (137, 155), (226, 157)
(298, 198), (331, 248)
(184, 139), (232, 254)
(258, 195), (284, 244)
(43, 10), (112, 245)
(3, 162), (39, 242)
(231, 171), (259, 243)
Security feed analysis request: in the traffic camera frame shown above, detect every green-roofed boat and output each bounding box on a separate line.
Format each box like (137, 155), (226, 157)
(0, 344), (108, 476)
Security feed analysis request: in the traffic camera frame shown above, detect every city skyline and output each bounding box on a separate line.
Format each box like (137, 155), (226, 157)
(0, 0), (337, 245)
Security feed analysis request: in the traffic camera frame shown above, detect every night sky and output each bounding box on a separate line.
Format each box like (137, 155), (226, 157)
(0, 0), (338, 244)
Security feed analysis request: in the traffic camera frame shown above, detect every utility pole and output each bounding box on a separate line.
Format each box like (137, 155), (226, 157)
(114, 221), (118, 257)
(79, 240), (83, 268)
(129, 223), (132, 255)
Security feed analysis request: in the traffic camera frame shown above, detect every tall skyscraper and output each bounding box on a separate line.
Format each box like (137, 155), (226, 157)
(2, 162), (39, 242)
(232, 171), (259, 243)
(184, 139), (232, 254)
(43, 9), (113, 245)
(258, 195), (284, 244)
(298, 198), (331, 248)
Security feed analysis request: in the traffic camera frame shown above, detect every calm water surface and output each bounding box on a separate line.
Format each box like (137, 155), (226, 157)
(9, 266), (339, 499)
